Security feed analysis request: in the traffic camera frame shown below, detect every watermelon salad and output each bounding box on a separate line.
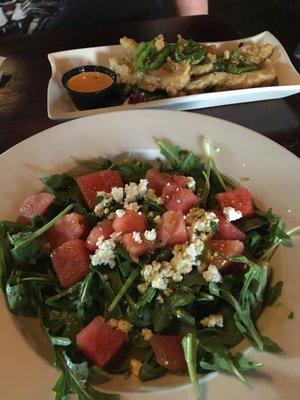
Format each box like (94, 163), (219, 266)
(0, 138), (297, 400)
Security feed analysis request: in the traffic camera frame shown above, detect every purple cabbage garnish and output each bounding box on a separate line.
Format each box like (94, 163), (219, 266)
(128, 90), (147, 104)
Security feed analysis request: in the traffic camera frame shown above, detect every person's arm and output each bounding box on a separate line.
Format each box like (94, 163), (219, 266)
(162, 0), (208, 17)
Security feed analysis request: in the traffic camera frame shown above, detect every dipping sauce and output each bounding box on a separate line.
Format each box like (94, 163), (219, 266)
(67, 71), (114, 93)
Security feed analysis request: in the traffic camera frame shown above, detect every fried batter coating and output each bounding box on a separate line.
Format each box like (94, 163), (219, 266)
(237, 43), (274, 65)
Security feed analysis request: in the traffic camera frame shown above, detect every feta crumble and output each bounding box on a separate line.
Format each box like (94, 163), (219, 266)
(132, 231), (142, 243)
(137, 282), (148, 294)
(203, 265), (222, 283)
(144, 188), (163, 205)
(90, 237), (116, 269)
(223, 206), (243, 221)
(115, 209), (126, 218)
(108, 318), (133, 333)
(186, 208), (219, 240)
(124, 201), (140, 211)
(186, 177), (196, 191)
(124, 179), (148, 203)
(141, 328), (153, 341)
(200, 314), (223, 328)
(111, 187), (124, 204)
(93, 191), (113, 217)
(144, 229), (157, 242)
(156, 294), (164, 304)
(130, 358), (142, 377)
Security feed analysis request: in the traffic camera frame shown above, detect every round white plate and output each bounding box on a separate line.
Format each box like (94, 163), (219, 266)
(0, 110), (299, 400)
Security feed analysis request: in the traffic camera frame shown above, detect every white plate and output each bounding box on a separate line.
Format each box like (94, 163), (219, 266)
(47, 31), (300, 121)
(0, 110), (299, 400)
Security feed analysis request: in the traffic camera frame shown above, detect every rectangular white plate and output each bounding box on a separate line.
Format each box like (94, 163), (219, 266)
(47, 31), (300, 120)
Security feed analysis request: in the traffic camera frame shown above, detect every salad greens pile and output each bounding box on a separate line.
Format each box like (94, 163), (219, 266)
(0, 138), (297, 400)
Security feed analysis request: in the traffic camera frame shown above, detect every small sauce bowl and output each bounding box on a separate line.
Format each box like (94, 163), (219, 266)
(62, 65), (116, 110)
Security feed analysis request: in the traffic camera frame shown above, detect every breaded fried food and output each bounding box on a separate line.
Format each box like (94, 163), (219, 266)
(185, 60), (276, 93)
(237, 43), (274, 65)
(119, 37), (138, 58)
(109, 56), (191, 96)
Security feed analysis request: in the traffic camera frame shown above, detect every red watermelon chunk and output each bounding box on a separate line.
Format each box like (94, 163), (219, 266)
(86, 219), (114, 251)
(205, 239), (245, 268)
(18, 192), (55, 223)
(162, 184), (199, 214)
(146, 169), (187, 195)
(213, 211), (246, 241)
(157, 210), (188, 248)
(51, 239), (90, 287)
(150, 335), (186, 373)
(46, 212), (89, 250)
(113, 210), (147, 234)
(122, 232), (156, 258)
(76, 316), (128, 368)
(216, 187), (254, 219)
(75, 170), (123, 209)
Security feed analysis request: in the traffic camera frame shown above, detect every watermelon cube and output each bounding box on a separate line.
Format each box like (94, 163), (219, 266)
(146, 169), (187, 195)
(205, 239), (245, 268)
(76, 316), (128, 368)
(113, 210), (147, 234)
(157, 210), (188, 248)
(51, 239), (90, 287)
(213, 211), (246, 241)
(162, 184), (199, 214)
(150, 335), (186, 373)
(18, 192), (55, 223)
(86, 219), (114, 251)
(216, 187), (254, 219)
(46, 212), (89, 250)
(75, 170), (123, 209)
(122, 232), (156, 258)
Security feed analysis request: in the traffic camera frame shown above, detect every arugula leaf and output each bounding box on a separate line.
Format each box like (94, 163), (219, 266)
(156, 140), (203, 176)
(138, 351), (165, 382)
(182, 333), (201, 400)
(200, 351), (261, 382)
(114, 155), (151, 183)
(208, 282), (264, 350)
(9, 204), (73, 263)
(108, 268), (140, 313)
(265, 281), (283, 306)
(244, 209), (291, 261)
(40, 173), (83, 206)
(54, 350), (119, 400)
(261, 336), (284, 355)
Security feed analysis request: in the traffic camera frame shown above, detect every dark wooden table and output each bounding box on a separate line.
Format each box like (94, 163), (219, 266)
(0, 15), (299, 156)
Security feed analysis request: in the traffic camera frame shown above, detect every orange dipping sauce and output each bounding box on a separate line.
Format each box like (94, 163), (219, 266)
(67, 71), (113, 93)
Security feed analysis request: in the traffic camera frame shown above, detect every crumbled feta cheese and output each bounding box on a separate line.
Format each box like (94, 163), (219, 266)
(141, 328), (153, 341)
(148, 211), (154, 218)
(137, 283), (148, 294)
(144, 229), (157, 242)
(200, 314), (223, 328)
(132, 231), (142, 243)
(130, 358), (142, 377)
(117, 319), (133, 333)
(111, 187), (124, 204)
(90, 237), (116, 268)
(124, 179), (148, 203)
(94, 191), (113, 217)
(154, 215), (161, 224)
(110, 231), (122, 241)
(124, 201), (140, 211)
(107, 318), (118, 328)
(115, 209), (125, 218)
(186, 176), (196, 191)
(156, 294), (164, 304)
(223, 206), (243, 221)
(186, 208), (219, 240)
(108, 318), (133, 333)
(143, 188), (163, 205)
(203, 265), (222, 283)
